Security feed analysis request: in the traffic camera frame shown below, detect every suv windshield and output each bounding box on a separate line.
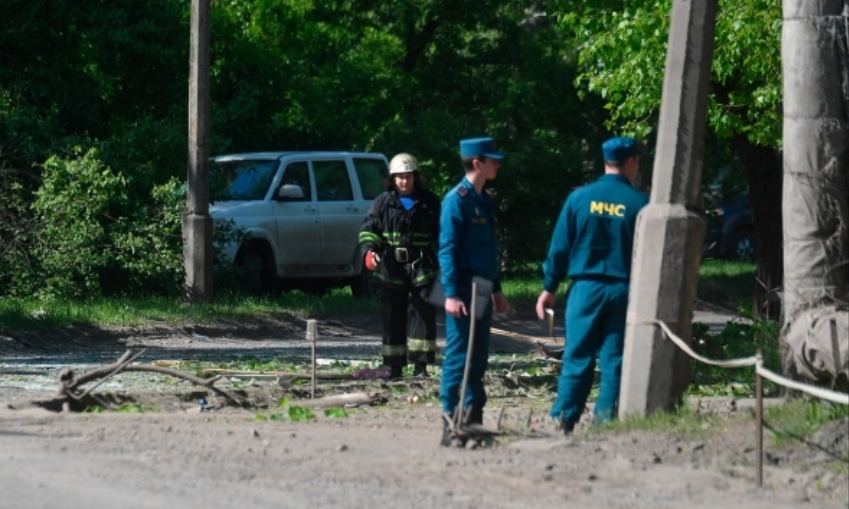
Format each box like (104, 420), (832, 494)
(210, 160), (278, 201)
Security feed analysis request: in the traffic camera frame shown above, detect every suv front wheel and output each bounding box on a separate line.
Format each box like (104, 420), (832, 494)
(236, 244), (278, 295)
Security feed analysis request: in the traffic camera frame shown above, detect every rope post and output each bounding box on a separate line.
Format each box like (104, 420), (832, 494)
(307, 319), (318, 399)
(755, 348), (764, 488)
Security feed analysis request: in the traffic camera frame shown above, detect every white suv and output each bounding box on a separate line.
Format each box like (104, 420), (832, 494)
(209, 151), (389, 296)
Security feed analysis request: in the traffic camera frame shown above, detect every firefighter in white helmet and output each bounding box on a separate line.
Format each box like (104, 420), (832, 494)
(358, 153), (441, 378)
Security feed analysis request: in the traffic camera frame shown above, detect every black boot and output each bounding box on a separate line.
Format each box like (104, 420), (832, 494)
(413, 361), (429, 378)
(556, 419), (576, 436)
(462, 407), (488, 449)
(464, 406), (483, 426)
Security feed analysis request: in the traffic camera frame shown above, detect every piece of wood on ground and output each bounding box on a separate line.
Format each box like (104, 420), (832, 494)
(295, 392), (385, 409)
(490, 327), (558, 344)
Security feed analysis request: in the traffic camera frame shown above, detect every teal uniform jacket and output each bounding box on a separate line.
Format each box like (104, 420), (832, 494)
(543, 173), (648, 425)
(438, 178), (502, 297)
(543, 174), (648, 289)
(438, 177), (501, 414)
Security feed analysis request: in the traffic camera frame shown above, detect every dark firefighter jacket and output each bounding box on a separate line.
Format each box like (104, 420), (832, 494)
(358, 186), (441, 288)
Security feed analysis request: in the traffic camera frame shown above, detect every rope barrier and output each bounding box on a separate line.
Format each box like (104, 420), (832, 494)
(646, 319), (849, 404)
(649, 320), (758, 368)
(642, 318), (848, 488)
(755, 363), (849, 405)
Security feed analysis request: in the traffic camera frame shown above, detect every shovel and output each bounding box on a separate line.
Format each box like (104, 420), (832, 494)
(453, 281), (500, 439)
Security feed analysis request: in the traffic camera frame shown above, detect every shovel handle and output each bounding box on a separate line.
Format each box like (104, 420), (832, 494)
(455, 281), (478, 428)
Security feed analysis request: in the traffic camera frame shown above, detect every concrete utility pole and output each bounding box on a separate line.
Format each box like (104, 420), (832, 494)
(183, 0), (213, 302)
(780, 0), (849, 385)
(619, 0), (718, 417)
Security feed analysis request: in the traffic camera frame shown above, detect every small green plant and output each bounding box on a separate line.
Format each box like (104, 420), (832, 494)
(84, 405), (105, 413)
(287, 406), (315, 421)
(115, 403), (143, 413)
(324, 408), (348, 419)
(689, 308), (781, 398)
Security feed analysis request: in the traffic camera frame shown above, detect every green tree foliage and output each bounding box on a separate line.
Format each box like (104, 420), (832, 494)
(210, 0), (597, 267)
(33, 149), (129, 298)
(556, 0), (781, 146)
(0, 0), (188, 167)
(31, 149), (185, 298)
(554, 0), (784, 317)
(0, 0), (605, 298)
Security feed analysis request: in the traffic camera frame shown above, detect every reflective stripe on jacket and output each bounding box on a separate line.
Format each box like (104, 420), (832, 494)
(359, 187), (441, 287)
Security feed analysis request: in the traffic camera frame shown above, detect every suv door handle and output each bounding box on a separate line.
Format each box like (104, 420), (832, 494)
(346, 205), (359, 213)
(304, 205), (317, 213)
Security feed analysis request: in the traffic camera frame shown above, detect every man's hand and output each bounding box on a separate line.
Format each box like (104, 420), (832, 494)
(445, 296), (467, 318)
(364, 251), (381, 271)
(536, 290), (556, 320)
(492, 291), (509, 314)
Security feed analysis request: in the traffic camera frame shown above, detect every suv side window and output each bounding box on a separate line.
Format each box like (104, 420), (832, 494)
(279, 162), (312, 201)
(353, 157), (389, 200)
(313, 160), (353, 201)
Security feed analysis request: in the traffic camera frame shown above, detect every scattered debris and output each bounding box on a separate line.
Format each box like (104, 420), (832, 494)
(31, 350), (246, 412)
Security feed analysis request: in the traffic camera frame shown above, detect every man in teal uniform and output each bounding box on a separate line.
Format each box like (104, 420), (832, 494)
(439, 136), (510, 447)
(536, 136), (649, 433)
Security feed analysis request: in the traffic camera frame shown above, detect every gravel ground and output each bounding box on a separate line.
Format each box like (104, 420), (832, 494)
(0, 303), (846, 509)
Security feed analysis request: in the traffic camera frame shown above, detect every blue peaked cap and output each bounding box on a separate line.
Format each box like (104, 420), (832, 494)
(602, 136), (643, 163)
(460, 137), (504, 159)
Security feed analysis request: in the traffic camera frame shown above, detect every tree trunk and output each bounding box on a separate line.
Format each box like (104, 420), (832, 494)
(733, 135), (783, 320)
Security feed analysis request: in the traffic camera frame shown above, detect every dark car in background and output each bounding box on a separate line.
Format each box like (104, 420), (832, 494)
(702, 193), (755, 262)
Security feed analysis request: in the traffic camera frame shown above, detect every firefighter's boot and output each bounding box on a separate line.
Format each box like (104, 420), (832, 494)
(389, 365), (404, 380)
(413, 361), (429, 378)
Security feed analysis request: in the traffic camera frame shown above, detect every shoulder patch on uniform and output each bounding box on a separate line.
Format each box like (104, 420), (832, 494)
(455, 186), (468, 197)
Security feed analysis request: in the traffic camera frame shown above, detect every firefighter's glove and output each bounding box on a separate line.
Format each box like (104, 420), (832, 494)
(365, 251), (381, 271)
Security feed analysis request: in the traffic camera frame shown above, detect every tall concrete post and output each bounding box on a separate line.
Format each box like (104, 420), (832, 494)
(780, 0), (849, 384)
(183, 0), (213, 302)
(619, 0), (718, 417)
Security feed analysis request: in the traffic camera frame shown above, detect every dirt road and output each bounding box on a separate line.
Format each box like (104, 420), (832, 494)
(0, 303), (846, 508)
(0, 401), (846, 509)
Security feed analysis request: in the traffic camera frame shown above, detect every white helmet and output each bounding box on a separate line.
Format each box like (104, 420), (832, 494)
(389, 153), (419, 175)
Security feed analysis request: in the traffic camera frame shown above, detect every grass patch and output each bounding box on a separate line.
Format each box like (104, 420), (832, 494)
(502, 260), (756, 309)
(696, 259), (756, 308)
(595, 403), (719, 435)
(765, 399), (849, 447)
(0, 287), (380, 330)
(0, 261), (756, 330)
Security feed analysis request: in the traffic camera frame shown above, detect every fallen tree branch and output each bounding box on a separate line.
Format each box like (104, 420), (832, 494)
(44, 350), (246, 412)
(77, 349), (147, 399)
